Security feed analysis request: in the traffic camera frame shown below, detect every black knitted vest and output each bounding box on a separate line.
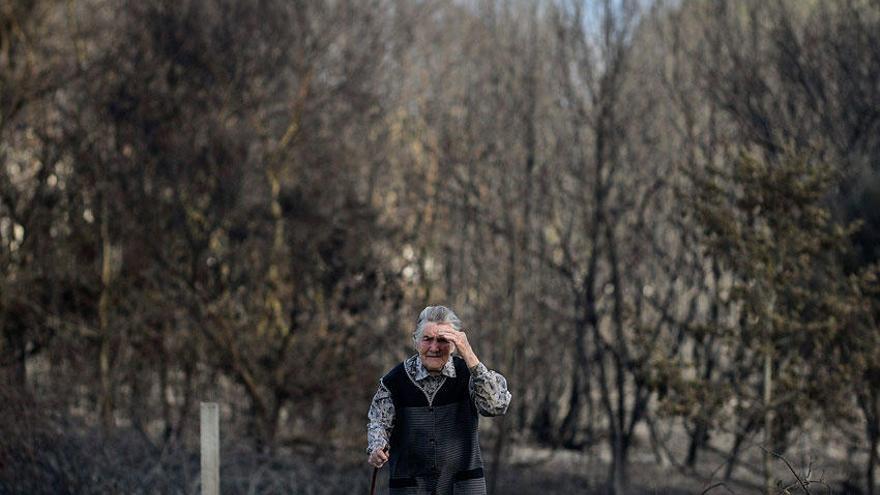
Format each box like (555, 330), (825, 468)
(381, 356), (486, 495)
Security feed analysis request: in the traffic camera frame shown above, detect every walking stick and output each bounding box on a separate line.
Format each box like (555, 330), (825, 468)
(369, 446), (388, 495)
(369, 465), (379, 495)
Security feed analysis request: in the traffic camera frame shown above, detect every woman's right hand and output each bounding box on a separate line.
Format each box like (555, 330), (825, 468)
(368, 445), (389, 468)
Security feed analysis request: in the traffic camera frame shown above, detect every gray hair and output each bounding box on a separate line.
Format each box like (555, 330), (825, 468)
(412, 305), (462, 348)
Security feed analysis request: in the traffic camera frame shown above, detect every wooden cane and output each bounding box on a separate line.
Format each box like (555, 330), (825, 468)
(369, 446), (388, 495)
(369, 465), (379, 495)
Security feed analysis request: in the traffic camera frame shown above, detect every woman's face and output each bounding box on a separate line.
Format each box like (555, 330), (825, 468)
(418, 322), (454, 372)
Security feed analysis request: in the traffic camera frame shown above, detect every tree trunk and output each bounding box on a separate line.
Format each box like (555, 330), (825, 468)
(98, 193), (115, 431)
(646, 414), (671, 467)
(3, 322), (27, 389)
(869, 433), (877, 495)
(159, 337), (173, 441)
(560, 315), (588, 448)
(763, 350), (773, 495)
(865, 387), (879, 495)
(686, 336), (716, 468)
(531, 388), (556, 445)
(489, 414), (510, 495)
(174, 352), (195, 441)
(724, 428), (747, 481)
(609, 433), (628, 495)
(686, 419), (708, 468)
(129, 360), (146, 436)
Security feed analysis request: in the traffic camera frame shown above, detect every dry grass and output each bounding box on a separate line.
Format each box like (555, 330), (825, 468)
(0, 387), (860, 494)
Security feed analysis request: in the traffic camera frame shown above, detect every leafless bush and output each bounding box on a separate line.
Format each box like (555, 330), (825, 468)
(0, 383), (374, 494)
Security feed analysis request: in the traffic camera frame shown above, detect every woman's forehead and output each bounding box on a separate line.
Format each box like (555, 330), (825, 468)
(422, 322), (454, 336)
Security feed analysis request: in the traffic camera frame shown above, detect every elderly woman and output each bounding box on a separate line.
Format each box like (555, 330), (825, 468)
(367, 305), (512, 495)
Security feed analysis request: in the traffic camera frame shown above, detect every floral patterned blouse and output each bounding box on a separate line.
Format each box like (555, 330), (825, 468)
(367, 354), (512, 454)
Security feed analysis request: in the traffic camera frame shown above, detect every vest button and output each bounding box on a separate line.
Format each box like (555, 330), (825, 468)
(429, 406), (434, 412)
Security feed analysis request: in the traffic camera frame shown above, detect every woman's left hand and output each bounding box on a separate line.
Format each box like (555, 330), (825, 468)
(437, 326), (480, 369)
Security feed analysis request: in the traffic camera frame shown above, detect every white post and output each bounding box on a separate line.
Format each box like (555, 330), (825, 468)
(201, 402), (220, 495)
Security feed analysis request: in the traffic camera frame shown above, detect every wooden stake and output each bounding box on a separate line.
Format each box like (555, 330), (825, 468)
(201, 402), (220, 495)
